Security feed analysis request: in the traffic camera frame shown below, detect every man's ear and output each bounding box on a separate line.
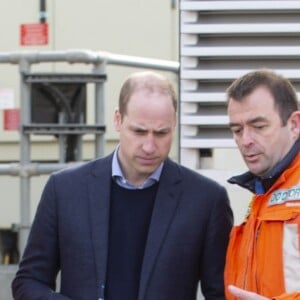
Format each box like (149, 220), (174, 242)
(289, 111), (300, 140)
(113, 108), (122, 131)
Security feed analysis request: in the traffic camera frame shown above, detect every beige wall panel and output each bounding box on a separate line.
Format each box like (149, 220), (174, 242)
(0, 1), (179, 230)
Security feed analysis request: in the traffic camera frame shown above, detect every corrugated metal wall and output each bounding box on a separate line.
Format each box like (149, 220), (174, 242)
(180, 0), (300, 169)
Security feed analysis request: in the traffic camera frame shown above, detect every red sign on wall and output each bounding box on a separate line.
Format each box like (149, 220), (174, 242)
(20, 23), (48, 46)
(3, 109), (20, 131)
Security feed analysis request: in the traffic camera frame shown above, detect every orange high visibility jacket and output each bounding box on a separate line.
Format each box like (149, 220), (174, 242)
(225, 152), (300, 300)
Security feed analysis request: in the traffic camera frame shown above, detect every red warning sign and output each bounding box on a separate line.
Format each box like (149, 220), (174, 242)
(3, 109), (20, 131)
(20, 23), (48, 46)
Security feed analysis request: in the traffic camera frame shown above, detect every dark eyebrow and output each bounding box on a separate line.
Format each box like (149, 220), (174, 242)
(229, 116), (268, 128)
(247, 116), (268, 124)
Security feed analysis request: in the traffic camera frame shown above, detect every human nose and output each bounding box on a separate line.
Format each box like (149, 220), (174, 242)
(240, 128), (254, 147)
(142, 135), (156, 153)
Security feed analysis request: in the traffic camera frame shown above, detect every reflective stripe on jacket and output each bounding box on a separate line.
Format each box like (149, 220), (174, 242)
(225, 152), (300, 300)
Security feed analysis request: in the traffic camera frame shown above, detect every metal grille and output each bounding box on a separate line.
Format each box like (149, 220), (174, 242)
(179, 0), (300, 168)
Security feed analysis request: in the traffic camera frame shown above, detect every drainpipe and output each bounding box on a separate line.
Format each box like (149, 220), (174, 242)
(39, 0), (47, 23)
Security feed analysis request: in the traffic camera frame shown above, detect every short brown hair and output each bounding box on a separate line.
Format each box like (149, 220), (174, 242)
(226, 69), (299, 125)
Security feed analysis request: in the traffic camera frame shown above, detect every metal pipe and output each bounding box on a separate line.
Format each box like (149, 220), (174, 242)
(93, 62), (106, 158)
(0, 50), (179, 73)
(0, 162), (84, 177)
(39, 0), (47, 23)
(18, 59), (31, 256)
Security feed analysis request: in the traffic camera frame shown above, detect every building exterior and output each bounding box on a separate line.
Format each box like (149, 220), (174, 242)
(2, 0), (300, 299)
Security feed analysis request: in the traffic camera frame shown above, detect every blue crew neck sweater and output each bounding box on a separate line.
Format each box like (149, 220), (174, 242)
(105, 180), (158, 300)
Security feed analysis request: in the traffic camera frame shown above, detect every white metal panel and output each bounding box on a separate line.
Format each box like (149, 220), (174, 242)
(181, 92), (226, 103)
(181, 138), (236, 148)
(180, 0), (300, 160)
(181, 46), (300, 58)
(181, 1), (300, 11)
(181, 115), (229, 125)
(181, 24), (300, 35)
(181, 69), (300, 80)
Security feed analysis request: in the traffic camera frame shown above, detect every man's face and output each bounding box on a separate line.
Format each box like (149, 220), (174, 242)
(228, 86), (297, 176)
(114, 89), (176, 186)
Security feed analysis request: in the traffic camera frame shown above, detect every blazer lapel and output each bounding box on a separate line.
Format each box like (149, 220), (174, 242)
(87, 155), (113, 292)
(138, 160), (182, 300)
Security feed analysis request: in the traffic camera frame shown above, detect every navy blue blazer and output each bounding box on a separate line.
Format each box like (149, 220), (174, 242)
(12, 154), (233, 300)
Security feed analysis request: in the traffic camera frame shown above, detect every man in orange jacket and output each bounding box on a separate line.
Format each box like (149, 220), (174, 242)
(225, 69), (300, 300)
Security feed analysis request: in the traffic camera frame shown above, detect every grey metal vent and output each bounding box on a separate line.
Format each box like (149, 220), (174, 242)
(180, 0), (300, 167)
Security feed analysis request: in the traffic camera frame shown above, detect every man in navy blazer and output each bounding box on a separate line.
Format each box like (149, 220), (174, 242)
(12, 71), (233, 300)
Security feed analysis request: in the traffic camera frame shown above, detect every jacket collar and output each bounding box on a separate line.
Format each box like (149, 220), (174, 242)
(228, 138), (300, 193)
(87, 153), (113, 296)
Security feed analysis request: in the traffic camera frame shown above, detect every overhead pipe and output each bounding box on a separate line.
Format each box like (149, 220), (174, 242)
(0, 49), (179, 73)
(0, 162), (84, 177)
